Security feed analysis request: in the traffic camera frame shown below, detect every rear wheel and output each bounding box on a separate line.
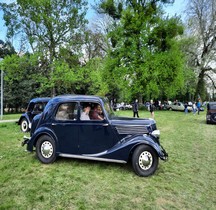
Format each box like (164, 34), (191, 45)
(36, 135), (56, 164)
(132, 145), (158, 177)
(20, 118), (29, 132)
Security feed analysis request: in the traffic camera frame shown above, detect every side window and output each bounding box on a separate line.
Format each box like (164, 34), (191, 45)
(55, 102), (78, 121)
(90, 103), (104, 121)
(80, 102), (91, 121)
(33, 103), (44, 112)
(80, 102), (104, 121)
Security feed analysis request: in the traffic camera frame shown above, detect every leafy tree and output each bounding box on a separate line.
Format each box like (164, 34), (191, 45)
(184, 0), (216, 100)
(99, 0), (185, 102)
(0, 40), (16, 58)
(0, 0), (88, 96)
(1, 53), (50, 111)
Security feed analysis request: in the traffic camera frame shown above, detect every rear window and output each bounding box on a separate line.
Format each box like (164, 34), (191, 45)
(55, 102), (78, 121)
(208, 103), (216, 110)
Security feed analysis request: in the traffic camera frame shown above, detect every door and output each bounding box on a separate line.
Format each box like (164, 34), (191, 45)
(51, 102), (79, 154)
(78, 102), (116, 155)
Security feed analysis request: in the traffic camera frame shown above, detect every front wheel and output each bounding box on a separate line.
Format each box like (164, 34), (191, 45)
(36, 135), (56, 164)
(132, 145), (158, 177)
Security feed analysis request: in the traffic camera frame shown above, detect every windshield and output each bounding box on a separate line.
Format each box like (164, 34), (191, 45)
(102, 98), (116, 119)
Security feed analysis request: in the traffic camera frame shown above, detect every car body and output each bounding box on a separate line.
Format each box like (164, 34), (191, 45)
(167, 102), (193, 112)
(22, 95), (168, 176)
(206, 102), (216, 124)
(18, 97), (51, 132)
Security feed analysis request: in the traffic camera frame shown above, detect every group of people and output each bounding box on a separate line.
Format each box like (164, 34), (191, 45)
(133, 99), (155, 119)
(184, 100), (202, 115)
(80, 103), (104, 120)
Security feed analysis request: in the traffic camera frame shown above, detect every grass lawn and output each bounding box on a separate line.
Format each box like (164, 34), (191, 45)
(0, 110), (215, 209)
(1, 113), (20, 121)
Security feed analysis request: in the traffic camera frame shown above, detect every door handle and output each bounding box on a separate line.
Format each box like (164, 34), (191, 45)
(52, 123), (57, 126)
(103, 123), (109, 127)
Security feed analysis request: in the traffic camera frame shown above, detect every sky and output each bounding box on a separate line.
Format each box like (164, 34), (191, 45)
(0, 0), (186, 46)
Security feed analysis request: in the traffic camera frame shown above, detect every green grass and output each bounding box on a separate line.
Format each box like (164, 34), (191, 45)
(0, 111), (216, 209)
(1, 113), (20, 120)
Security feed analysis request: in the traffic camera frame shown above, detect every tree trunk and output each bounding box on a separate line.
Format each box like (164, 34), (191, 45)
(195, 70), (205, 100)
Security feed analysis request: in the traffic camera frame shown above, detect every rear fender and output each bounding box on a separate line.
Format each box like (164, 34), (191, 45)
(18, 114), (31, 125)
(26, 127), (59, 153)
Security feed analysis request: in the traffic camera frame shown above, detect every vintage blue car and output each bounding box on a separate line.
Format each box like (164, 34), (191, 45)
(22, 95), (168, 176)
(18, 97), (50, 132)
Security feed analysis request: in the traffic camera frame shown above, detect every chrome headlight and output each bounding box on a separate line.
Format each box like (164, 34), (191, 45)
(152, 130), (160, 138)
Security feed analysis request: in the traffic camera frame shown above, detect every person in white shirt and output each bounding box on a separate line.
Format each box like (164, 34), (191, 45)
(80, 104), (91, 120)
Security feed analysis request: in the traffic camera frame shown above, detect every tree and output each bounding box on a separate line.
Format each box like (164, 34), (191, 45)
(98, 0), (185, 102)
(0, 40), (16, 58)
(185, 0), (216, 100)
(1, 53), (50, 111)
(0, 0), (88, 96)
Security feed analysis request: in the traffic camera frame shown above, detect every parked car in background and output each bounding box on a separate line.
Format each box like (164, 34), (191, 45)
(113, 102), (132, 111)
(206, 102), (216, 124)
(22, 95), (168, 177)
(18, 97), (50, 132)
(166, 102), (193, 112)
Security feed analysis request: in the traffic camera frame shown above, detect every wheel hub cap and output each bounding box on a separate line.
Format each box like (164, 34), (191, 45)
(41, 141), (53, 158)
(22, 122), (27, 130)
(139, 151), (153, 170)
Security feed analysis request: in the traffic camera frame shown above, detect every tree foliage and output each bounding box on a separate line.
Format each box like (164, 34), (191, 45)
(99, 0), (185, 102)
(0, 0), (88, 96)
(184, 0), (216, 100)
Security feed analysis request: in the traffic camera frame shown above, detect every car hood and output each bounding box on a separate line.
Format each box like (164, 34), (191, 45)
(109, 116), (157, 134)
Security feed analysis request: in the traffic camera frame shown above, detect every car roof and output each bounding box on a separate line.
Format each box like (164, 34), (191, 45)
(50, 94), (104, 103)
(209, 102), (216, 105)
(29, 97), (51, 103)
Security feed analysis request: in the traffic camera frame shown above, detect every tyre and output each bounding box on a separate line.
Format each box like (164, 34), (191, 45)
(20, 118), (29, 132)
(211, 113), (216, 123)
(36, 135), (56, 164)
(132, 145), (158, 177)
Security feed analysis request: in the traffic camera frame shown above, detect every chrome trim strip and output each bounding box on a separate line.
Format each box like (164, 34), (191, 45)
(59, 153), (127, 164)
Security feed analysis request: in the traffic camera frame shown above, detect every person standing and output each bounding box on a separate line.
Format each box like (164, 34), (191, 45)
(192, 102), (197, 115)
(197, 99), (201, 115)
(149, 100), (155, 119)
(133, 99), (139, 118)
(184, 102), (188, 114)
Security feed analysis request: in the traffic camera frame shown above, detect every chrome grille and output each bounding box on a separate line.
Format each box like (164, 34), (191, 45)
(115, 125), (149, 134)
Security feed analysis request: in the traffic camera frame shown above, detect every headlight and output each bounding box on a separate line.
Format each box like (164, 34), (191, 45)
(152, 130), (160, 138)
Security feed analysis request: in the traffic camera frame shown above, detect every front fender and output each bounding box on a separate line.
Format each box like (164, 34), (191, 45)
(129, 135), (168, 161)
(101, 134), (168, 162)
(26, 126), (59, 152)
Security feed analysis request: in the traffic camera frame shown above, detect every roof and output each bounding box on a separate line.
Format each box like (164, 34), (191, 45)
(46, 95), (106, 106)
(29, 97), (51, 103)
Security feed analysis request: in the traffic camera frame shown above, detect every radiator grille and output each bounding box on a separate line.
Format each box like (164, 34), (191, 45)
(115, 125), (149, 135)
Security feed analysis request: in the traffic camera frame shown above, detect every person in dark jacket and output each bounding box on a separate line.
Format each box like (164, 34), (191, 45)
(149, 100), (155, 119)
(133, 99), (139, 118)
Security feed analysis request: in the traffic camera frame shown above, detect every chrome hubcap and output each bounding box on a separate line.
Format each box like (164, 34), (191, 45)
(139, 151), (153, 170)
(21, 121), (27, 131)
(41, 141), (53, 158)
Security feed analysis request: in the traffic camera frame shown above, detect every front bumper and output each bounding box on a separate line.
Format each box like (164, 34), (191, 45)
(21, 136), (30, 147)
(160, 145), (168, 161)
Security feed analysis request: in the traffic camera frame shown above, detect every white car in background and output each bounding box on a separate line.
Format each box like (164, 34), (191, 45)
(167, 102), (193, 112)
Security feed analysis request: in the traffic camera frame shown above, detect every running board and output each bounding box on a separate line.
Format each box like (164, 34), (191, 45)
(59, 153), (127, 164)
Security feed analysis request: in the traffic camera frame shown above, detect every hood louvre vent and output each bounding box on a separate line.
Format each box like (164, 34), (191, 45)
(115, 125), (149, 135)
